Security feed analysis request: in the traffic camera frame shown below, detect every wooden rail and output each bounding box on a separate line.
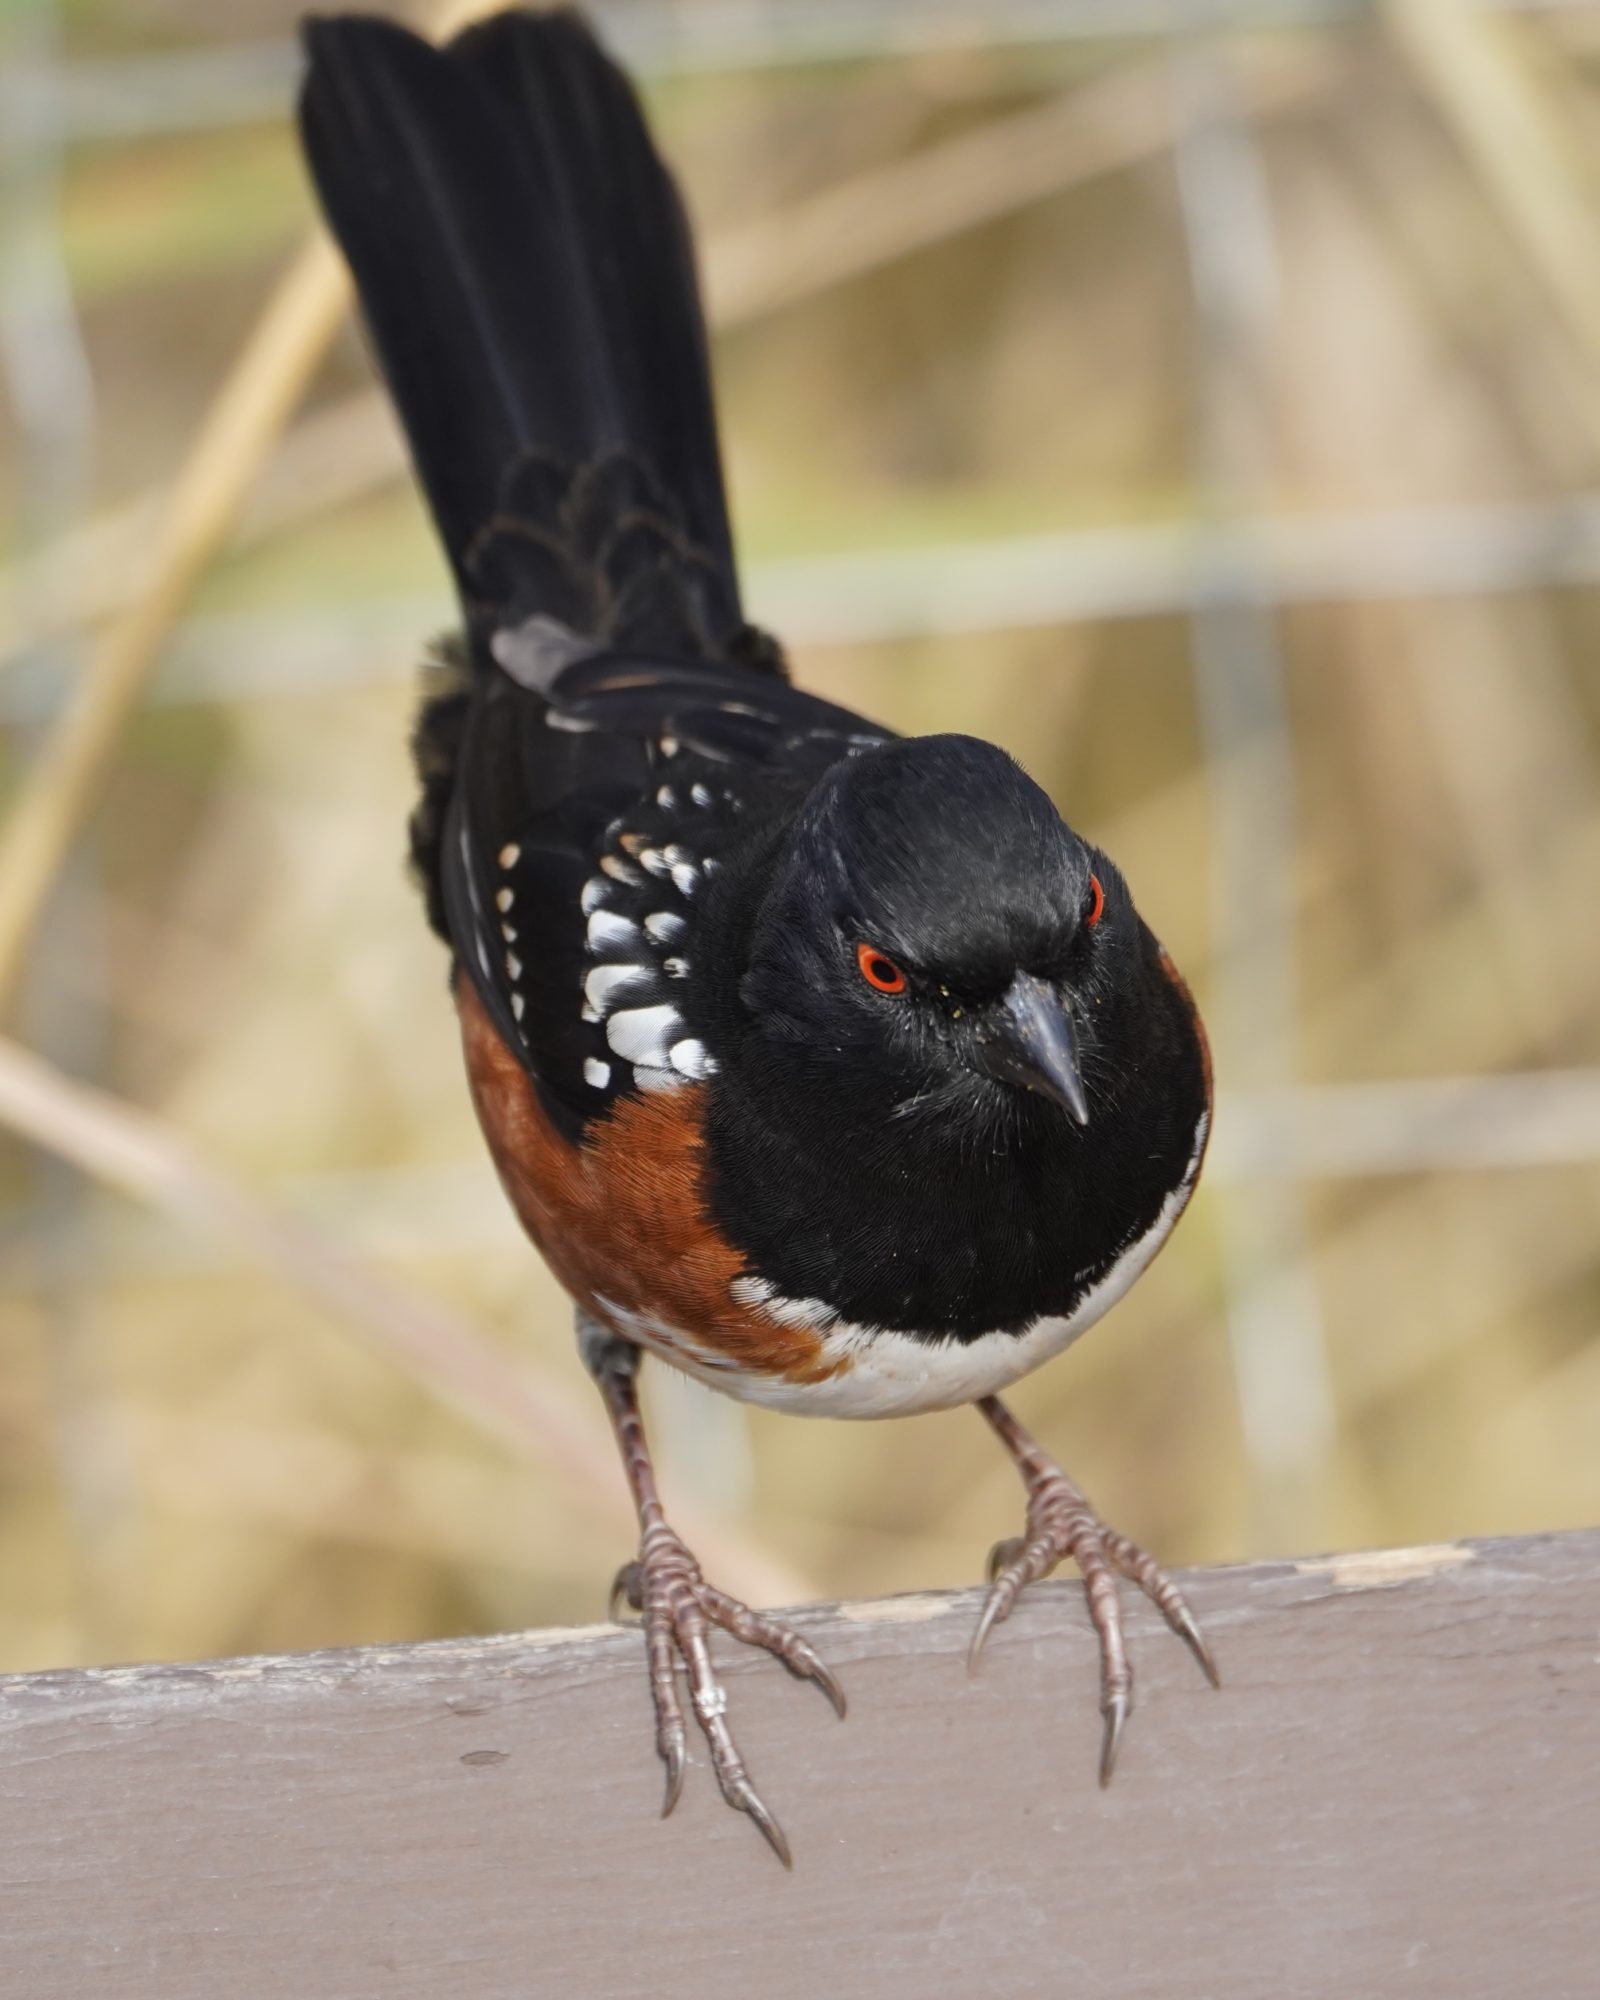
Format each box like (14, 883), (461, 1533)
(1, 1528), (1595, 1997)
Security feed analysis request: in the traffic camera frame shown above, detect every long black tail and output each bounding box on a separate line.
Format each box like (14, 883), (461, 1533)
(298, 7), (743, 656)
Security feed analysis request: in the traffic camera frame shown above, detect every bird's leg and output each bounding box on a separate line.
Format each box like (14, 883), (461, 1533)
(969, 1393), (1219, 1786)
(580, 1318), (844, 1867)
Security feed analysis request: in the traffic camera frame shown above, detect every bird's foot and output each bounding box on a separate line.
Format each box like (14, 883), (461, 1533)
(968, 1458), (1219, 1786)
(611, 1523), (845, 1867)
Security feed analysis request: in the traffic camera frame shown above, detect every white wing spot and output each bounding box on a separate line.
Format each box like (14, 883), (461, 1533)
(493, 615), (598, 686)
(640, 848), (672, 878)
(585, 964), (651, 1015)
(511, 993), (526, 1022)
(583, 1057), (610, 1090)
(691, 784), (713, 808)
(501, 922), (518, 943)
(505, 952), (523, 981)
(606, 1003), (682, 1068)
(670, 1039), (714, 1080)
(632, 1064), (679, 1093)
(644, 912), (686, 945)
(580, 876), (609, 914)
(601, 855), (643, 884)
(586, 909), (638, 953)
(657, 786), (676, 810)
(671, 862), (700, 897)
(498, 843), (520, 870)
(663, 957), (689, 979)
(659, 735), (679, 758)
(495, 887), (514, 914)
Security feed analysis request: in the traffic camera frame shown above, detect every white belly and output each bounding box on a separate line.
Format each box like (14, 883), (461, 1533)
(599, 1109), (1207, 1419)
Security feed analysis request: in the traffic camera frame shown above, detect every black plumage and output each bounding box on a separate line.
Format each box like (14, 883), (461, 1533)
(298, 2), (1208, 1334)
(298, 6), (1219, 1852)
(300, 8), (739, 640)
(301, 6), (793, 1129)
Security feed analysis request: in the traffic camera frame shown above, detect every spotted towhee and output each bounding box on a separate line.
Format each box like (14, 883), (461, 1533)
(299, 6), (1216, 1864)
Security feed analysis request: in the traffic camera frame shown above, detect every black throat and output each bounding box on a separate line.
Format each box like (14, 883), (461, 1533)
(680, 823), (1209, 1342)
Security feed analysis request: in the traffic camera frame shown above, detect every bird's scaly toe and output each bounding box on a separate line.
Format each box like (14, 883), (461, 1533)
(623, 1522), (841, 1866)
(969, 1454), (1218, 1783)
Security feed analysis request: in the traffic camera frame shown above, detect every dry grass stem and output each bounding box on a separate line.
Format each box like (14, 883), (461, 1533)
(0, 44), (1334, 673)
(0, 0), (524, 1009)
(705, 47), (1324, 328)
(1387, 0), (1600, 433)
(0, 1033), (813, 1608)
(0, 238), (353, 1013)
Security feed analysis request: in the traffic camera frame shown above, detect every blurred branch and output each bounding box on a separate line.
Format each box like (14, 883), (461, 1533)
(1212, 1068), (1600, 1179)
(0, 33), (1323, 1006)
(22, 484), (1600, 714)
(18, 1046), (1600, 1304)
(0, 235), (351, 1016)
(44, 1061), (1600, 1273)
(0, 42), (1329, 669)
(1, 0), (130, 1658)
(0, 0), (528, 1016)
(1301, 1149), (1600, 1422)
(1402, 603), (1597, 1054)
(704, 45), (1320, 323)
(0, 393), (411, 663)
(17, 1), (1595, 142)
(1307, 803), (1600, 1080)
(1387, 0), (1600, 445)
(0, 3), (1350, 145)
(0, 1032), (813, 1608)
(23, 478), (1600, 692)
(108, 1402), (613, 1582)
(1172, 43), (1335, 1546)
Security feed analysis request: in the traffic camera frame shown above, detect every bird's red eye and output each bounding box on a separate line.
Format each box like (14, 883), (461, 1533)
(856, 943), (907, 994)
(1084, 873), (1105, 929)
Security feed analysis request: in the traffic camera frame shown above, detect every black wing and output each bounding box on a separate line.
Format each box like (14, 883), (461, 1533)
(300, 10), (893, 1133)
(440, 644), (893, 1133)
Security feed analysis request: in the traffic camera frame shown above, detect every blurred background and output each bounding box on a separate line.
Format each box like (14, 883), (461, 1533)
(1, 0), (1598, 1677)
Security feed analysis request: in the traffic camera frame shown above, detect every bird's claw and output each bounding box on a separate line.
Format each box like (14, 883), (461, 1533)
(659, 1729), (686, 1818)
(732, 1776), (793, 1870)
(609, 1559), (644, 1625)
(970, 1464), (1219, 1784)
(1099, 1684), (1130, 1788)
(985, 1534), (1025, 1583)
(622, 1522), (840, 1866)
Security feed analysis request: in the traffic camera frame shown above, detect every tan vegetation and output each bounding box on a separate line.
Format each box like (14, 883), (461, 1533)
(0, 0), (1596, 1676)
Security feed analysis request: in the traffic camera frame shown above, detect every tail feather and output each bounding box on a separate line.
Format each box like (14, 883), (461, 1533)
(298, 7), (743, 651)
(453, 13), (736, 587)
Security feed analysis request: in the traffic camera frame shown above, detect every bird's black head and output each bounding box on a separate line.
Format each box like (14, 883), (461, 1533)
(690, 732), (1209, 1340)
(738, 735), (1121, 1128)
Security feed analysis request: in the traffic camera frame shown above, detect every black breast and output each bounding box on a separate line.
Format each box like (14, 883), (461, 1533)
(696, 923), (1209, 1342)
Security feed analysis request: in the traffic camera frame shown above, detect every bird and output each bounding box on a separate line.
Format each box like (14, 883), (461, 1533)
(298, 4), (1217, 1866)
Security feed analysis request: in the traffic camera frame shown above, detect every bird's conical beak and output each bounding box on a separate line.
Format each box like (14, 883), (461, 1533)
(973, 971), (1089, 1126)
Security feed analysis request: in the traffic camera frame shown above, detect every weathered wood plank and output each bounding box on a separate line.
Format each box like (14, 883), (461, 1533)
(1, 1530), (1595, 1998)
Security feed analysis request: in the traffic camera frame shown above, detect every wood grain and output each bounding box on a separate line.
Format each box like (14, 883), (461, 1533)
(1, 1530), (1596, 1998)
